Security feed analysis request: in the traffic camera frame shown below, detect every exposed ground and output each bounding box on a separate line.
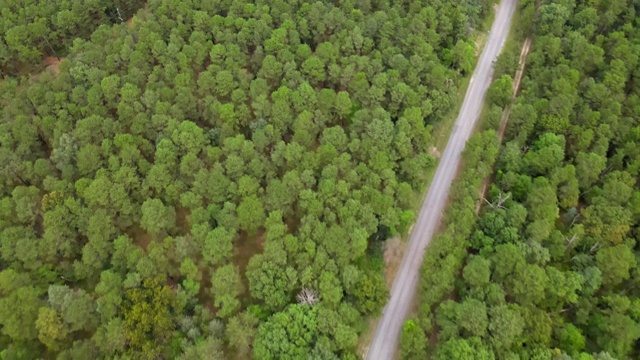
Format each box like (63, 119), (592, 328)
(233, 230), (265, 303)
(383, 237), (407, 288)
(43, 57), (61, 76)
(175, 206), (191, 233)
(428, 146), (441, 159)
(126, 224), (153, 251)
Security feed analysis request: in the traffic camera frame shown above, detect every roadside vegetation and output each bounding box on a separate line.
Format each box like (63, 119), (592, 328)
(402, 0), (640, 358)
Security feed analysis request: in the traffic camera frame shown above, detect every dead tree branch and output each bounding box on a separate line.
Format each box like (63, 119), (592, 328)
(297, 288), (319, 306)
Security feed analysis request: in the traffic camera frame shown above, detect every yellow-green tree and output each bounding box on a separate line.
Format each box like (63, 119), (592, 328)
(122, 278), (177, 359)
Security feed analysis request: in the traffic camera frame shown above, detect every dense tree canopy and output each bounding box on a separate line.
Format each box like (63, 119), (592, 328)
(0, 0), (495, 358)
(0, 0), (143, 73)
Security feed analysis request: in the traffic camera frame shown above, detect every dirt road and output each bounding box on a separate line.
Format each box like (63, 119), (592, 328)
(365, 0), (518, 358)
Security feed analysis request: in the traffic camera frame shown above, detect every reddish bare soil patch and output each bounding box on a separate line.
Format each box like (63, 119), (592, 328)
(125, 6), (150, 29)
(285, 216), (300, 233)
(203, 298), (217, 317)
(43, 57), (61, 76)
(125, 224), (153, 251)
(175, 206), (191, 234)
(233, 231), (265, 303)
(166, 274), (179, 290)
(233, 231), (265, 273)
(196, 268), (218, 317)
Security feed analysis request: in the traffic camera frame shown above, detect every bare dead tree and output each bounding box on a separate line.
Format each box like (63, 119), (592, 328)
(116, 7), (125, 22)
(547, 308), (572, 317)
(445, 78), (454, 89)
(589, 242), (601, 254)
(41, 35), (58, 58)
(483, 192), (511, 211)
(564, 233), (578, 251)
(568, 213), (580, 229)
(297, 288), (319, 306)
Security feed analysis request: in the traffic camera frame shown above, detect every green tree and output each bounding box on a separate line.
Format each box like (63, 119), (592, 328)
(596, 245), (636, 288)
(36, 306), (69, 351)
(575, 152), (607, 191)
(451, 39), (475, 74)
(237, 195), (266, 235)
(177, 337), (225, 360)
(434, 337), (494, 360)
(352, 272), (388, 315)
(253, 304), (318, 360)
(488, 305), (524, 353)
(0, 270), (42, 341)
(556, 323), (586, 355)
(458, 299), (489, 337)
(524, 132), (565, 177)
(211, 264), (243, 318)
(301, 56), (326, 84)
(226, 311), (259, 358)
(335, 91), (353, 120)
(203, 227), (234, 267)
(510, 264), (548, 306)
(47, 285), (98, 333)
(400, 319), (427, 359)
(140, 198), (176, 237)
(463, 256), (492, 288)
(488, 75), (513, 107)
(247, 255), (298, 312)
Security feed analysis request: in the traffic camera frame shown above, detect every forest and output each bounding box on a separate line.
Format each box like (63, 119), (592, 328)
(0, 0), (496, 359)
(402, 0), (640, 359)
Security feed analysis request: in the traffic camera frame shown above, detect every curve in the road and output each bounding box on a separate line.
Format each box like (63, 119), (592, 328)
(365, 0), (518, 359)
